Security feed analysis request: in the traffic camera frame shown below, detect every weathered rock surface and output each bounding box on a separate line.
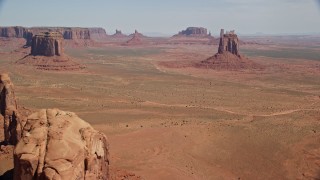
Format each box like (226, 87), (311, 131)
(31, 32), (63, 56)
(14, 108), (110, 180)
(174, 27), (209, 37)
(0, 74), (24, 145)
(218, 29), (240, 56)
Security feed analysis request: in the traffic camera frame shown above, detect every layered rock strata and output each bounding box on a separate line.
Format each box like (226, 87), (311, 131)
(31, 32), (63, 56)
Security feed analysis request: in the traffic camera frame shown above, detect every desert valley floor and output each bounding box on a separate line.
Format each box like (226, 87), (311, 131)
(0, 38), (320, 179)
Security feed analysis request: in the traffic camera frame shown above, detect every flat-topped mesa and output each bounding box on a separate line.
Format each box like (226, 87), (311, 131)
(218, 29), (240, 56)
(31, 32), (63, 56)
(62, 28), (90, 40)
(88, 27), (108, 39)
(177, 27), (208, 37)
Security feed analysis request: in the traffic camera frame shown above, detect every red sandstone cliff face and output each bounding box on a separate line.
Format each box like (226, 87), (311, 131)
(0, 27), (107, 42)
(13, 109), (110, 180)
(31, 32), (63, 56)
(218, 29), (240, 56)
(0, 27), (28, 38)
(62, 28), (90, 40)
(0, 75), (110, 180)
(0, 74), (25, 145)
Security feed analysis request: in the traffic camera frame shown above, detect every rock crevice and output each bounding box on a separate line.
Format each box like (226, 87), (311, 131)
(14, 109), (110, 180)
(0, 74), (23, 145)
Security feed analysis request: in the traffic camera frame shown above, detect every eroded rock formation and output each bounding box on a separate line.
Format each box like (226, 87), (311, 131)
(62, 28), (90, 40)
(0, 27), (28, 38)
(197, 29), (263, 70)
(218, 29), (240, 56)
(14, 109), (110, 180)
(31, 32), (63, 56)
(125, 30), (144, 45)
(89, 28), (108, 40)
(18, 32), (85, 71)
(0, 74), (24, 145)
(175, 27), (208, 37)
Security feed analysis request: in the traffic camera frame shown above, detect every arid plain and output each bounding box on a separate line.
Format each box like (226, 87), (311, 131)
(0, 33), (320, 179)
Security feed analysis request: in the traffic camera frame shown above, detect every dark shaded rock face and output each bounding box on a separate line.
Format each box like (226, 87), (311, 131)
(178, 27), (208, 36)
(31, 32), (63, 56)
(14, 109), (110, 180)
(115, 29), (122, 35)
(0, 74), (24, 145)
(218, 29), (240, 56)
(0, 27), (33, 46)
(0, 26), (27, 38)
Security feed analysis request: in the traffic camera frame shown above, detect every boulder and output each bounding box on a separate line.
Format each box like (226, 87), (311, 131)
(14, 109), (110, 180)
(31, 32), (63, 56)
(0, 74), (23, 145)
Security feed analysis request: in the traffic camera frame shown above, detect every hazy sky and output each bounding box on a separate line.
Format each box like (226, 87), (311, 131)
(0, 0), (319, 35)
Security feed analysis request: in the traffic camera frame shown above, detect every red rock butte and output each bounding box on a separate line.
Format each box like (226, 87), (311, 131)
(218, 29), (240, 56)
(31, 32), (63, 57)
(197, 29), (263, 70)
(17, 32), (85, 71)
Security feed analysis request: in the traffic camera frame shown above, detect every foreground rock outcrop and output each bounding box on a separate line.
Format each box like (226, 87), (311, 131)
(14, 109), (110, 180)
(0, 74), (24, 145)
